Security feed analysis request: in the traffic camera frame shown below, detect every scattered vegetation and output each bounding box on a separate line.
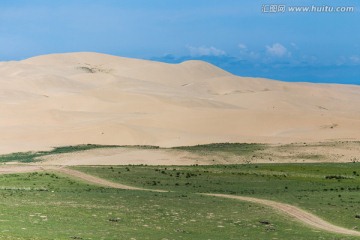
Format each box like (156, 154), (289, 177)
(0, 144), (120, 163)
(77, 66), (97, 73)
(0, 142), (263, 164)
(325, 175), (353, 180)
(173, 143), (266, 155)
(76, 65), (112, 74)
(124, 145), (160, 149)
(295, 154), (323, 160)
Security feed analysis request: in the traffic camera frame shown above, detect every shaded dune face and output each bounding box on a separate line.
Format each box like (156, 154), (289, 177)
(0, 52), (360, 153)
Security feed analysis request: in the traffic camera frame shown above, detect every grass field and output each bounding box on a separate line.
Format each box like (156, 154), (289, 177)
(73, 163), (360, 234)
(0, 143), (360, 239)
(0, 170), (356, 240)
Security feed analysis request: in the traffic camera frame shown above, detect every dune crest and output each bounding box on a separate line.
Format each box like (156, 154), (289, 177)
(1, 52), (360, 154)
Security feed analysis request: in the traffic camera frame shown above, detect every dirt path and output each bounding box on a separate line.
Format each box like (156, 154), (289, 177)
(203, 193), (360, 237)
(0, 165), (45, 174)
(0, 165), (359, 236)
(43, 166), (168, 192)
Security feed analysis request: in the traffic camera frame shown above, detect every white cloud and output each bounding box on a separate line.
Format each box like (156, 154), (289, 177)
(238, 43), (247, 50)
(237, 44), (260, 60)
(266, 43), (289, 57)
(336, 56), (347, 66)
(350, 55), (360, 64)
(187, 45), (226, 57)
(248, 51), (260, 59)
(337, 55), (360, 66)
(290, 42), (299, 50)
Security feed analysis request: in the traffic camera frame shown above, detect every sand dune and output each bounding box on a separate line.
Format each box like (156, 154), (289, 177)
(1, 52), (360, 154)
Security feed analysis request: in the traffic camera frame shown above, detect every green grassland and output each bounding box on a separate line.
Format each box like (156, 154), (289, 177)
(0, 170), (355, 240)
(74, 163), (360, 233)
(0, 143), (360, 239)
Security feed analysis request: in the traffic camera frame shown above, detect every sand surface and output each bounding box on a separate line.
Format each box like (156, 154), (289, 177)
(37, 147), (208, 166)
(36, 141), (360, 166)
(1, 52), (360, 154)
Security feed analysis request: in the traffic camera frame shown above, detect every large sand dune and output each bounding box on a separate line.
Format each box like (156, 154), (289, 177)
(1, 52), (360, 154)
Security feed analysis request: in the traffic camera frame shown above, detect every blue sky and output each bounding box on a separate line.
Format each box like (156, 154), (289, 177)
(0, 0), (359, 84)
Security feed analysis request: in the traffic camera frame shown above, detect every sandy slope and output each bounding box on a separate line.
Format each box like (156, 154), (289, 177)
(37, 147), (209, 166)
(1, 52), (360, 154)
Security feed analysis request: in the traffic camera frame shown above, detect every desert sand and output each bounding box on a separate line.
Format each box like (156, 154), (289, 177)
(1, 52), (360, 154)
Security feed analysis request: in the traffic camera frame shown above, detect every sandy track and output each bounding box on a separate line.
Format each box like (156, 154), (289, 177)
(203, 193), (360, 237)
(44, 166), (167, 192)
(1, 165), (359, 236)
(0, 165), (166, 192)
(0, 165), (46, 174)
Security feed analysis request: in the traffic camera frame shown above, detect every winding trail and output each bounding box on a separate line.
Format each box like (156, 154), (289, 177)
(1, 165), (359, 236)
(203, 193), (360, 237)
(43, 166), (167, 192)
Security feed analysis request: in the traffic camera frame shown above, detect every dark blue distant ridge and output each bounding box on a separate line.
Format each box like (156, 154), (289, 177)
(151, 55), (360, 85)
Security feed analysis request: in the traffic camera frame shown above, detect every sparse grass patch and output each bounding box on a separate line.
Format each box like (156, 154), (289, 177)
(173, 143), (266, 156)
(123, 145), (160, 149)
(0, 144), (120, 163)
(294, 153), (324, 160)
